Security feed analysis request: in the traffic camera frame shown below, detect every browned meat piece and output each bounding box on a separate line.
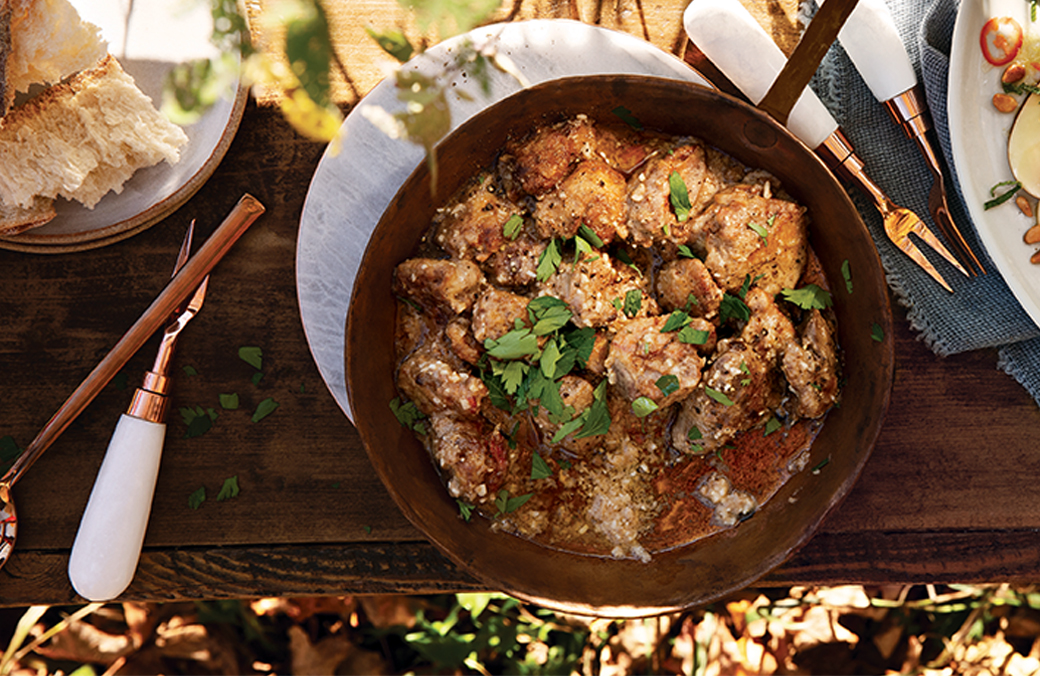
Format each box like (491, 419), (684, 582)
(533, 375), (600, 455)
(504, 116), (596, 196)
(393, 258), (484, 318)
(482, 232), (546, 288)
(602, 390), (675, 465)
(433, 173), (522, 262)
(533, 158), (627, 244)
(397, 344), (488, 417)
(605, 315), (708, 408)
(694, 182), (808, 295)
(471, 286), (531, 344)
(544, 253), (657, 329)
(593, 123), (668, 174)
(428, 414), (509, 503)
(740, 287), (796, 361)
(394, 301), (434, 360)
(655, 256), (724, 318)
(671, 339), (784, 455)
(782, 310), (841, 419)
(625, 142), (709, 248)
(445, 316), (481, 365)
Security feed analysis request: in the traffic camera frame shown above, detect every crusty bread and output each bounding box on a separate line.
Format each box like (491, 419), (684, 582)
(0, 0), (107, 115)
(0, 195), (55, 236)
(0, 54), (189, 213)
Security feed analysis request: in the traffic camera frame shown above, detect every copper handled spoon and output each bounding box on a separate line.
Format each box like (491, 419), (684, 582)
(0, 194), (264, 571)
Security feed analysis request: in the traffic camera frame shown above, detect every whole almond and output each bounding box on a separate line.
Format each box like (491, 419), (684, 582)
(994, 93), (1019, 113)
(1003, 63), (1027, 84)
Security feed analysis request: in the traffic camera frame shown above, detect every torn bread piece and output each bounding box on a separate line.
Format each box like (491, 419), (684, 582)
(0, 54), (189, 212)
(0, 195), (55, 236)
(0, 0), (107, 116)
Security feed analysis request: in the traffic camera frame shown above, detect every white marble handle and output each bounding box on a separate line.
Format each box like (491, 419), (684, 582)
(822, 0), (917, 101)
(683, 0), (838, 149)
(68, 414), (166, 601)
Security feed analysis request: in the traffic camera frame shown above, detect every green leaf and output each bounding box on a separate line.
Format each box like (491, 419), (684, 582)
(251, 397), (280, 423)
(390, 397), (427, 434)
(677, 244), (698, 259)
(251, 371), (264, 386)
(494, 359), (528, 395)
(871, 322), (885, 342)
(188, 487), (206, 510)
(764, 416), (782, 436)
(527, 296), (572, 335)
(631, 396), (659, 417)
(365, 26), (414, 62)
(687, 426), (703, 441)
(622, 289), (642, 318)
(457, 500), (474, 521)
(656, 374), (680, 397)
(485, 328), (538, 360)
(181, 405), (216, 439)
(219, 393), (240, 410)
(985, 180), (1022, 209)
(561, 326), (596, 370)
(612, 105), (643, 130)
(705, 387), (735, 407)
(216, 476), (240, 501)
(719, 293), (751, 323)
(678, 325), (710, 345)
(531, 451), (553, 480)
(536, 238), (562, 282)
(781, 285), (834, 310)
(577, 223), (604, 248)
(574, 380), (611, 439)
(841, 259), (853, 294)
(503, 213), (524, 241)
(495, 489), (532, 515)
(539, 337), (563, 379)
(669, 171), (692, 222)
(182, 365), (199, 377)
(661, 310), (692, 333)
(238, 346), (263, 370)
(748, 221), (768, 244)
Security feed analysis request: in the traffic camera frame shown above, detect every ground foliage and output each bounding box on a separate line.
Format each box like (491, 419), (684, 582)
(3, 585), (1040, 674)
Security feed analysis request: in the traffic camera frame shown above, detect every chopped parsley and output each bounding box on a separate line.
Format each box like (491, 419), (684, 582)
(188, 487), (206, 510)
(678, 325), (710, 345)
(631, 396), (659, 417)
(536, 238), (562, 281)
(705, 387), (735, 407)
(457, 500), (475, 521)
(577, 223), (604, 248)
(216, 475), (240, 501)
(669, 171), (692, 222)
(495, 489), (532, 515)
(661, 309), (693, 332)
(748, 221), (768, 244)
(655, 374), (680, 397)
(531, 451), (553, 480)
(781, 284), (833, 310)
(251, 398), (279, 423)
(622, 289), (642, 318)
(612, 105), (644, 130)
(390, 397), (427, 434)
(871, 322), (885, 343)
(841, 259), (853, 294)
(503, 213), (524, 240)
(484, 327), (539, 360)
(238, 346), (263, 370)
(219, 393), (240, 410)
(719, 293), (751, 323)
(764, 416), (782, 436)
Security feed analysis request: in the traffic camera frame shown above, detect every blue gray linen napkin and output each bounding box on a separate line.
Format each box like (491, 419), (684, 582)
(809, 0), (1040, 405)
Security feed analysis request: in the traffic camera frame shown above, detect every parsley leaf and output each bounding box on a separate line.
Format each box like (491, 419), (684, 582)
(632, 396), (659, 417)
(188, 487), (206, 510)
(573, 380), (611, 439)
(764, 416), (783, 436)
(661, 309), (692, 332)
(677, 244), (697, 259)
(495, 489), (532, 515)
(484, 328), (539, 360)
(781, 285), (833, 310)
(183, 365), (199, 377)
(656, 374), (680, 397)
(841, 259), (853, 294)
(678, 325), (710, 345)
(622, 289), (642, 318)
(527, 296), (572, 335)
(457, 500), (474, 521)
(871, 322), (885, 342)
(251, 398), (279, 423)
(503, 213), (524, 240)
(687, 426), (703, 441)
(531, 451), (553, 480)
(181, 406), (217, 439)
(748, 221), (768, 244)
(539, 337), (563, 379)
(390, 397), (427, 434)
(705, 387), (735, 406)
(577, 223), (604, 248)
(612, 105), (643, 130)
(669, 171), (692, 222)
(238, 346), (263, 370)
(216, 475), (240, 501)
(719, 293), (751, 323)
(536, 238), (562, 281)
(219, 393), (239, 410)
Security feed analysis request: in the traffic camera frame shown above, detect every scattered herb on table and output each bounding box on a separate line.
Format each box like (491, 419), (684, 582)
(219, 393), (240, 410)
(216, 476), (240, 501)
(188, 487), (207, 510)
(238, 346), (263, 370)
(251, 397), (279, 423)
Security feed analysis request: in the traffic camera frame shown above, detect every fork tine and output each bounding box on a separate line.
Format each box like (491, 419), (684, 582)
(172, 220), (195, 278)
(185, 275), (208, 315)
(934, 205), (986, 276)
(891, 234), (953, 293)
(908, 219), (970, 278)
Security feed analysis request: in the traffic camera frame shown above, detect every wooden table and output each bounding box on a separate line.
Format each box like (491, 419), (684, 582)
(2, 0), (1040, 609)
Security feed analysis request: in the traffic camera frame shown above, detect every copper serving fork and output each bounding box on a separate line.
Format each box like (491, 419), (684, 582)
(819, 130), (969, 293)
(68, 224), (210, 601)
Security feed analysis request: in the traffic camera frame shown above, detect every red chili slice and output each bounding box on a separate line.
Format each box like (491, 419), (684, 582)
(981, 16), (1024, 66)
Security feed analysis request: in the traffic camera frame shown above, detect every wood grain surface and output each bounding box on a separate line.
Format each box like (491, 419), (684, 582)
(1, 0), (1039, 608)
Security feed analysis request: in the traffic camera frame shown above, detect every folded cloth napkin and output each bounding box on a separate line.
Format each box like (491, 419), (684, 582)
(808, 0), (1040, 406)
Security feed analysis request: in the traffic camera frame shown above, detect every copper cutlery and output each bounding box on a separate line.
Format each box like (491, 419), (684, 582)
(0, 194), (264, 576)
(684, 0), (969, 292)
(823, 0), (985, 275)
